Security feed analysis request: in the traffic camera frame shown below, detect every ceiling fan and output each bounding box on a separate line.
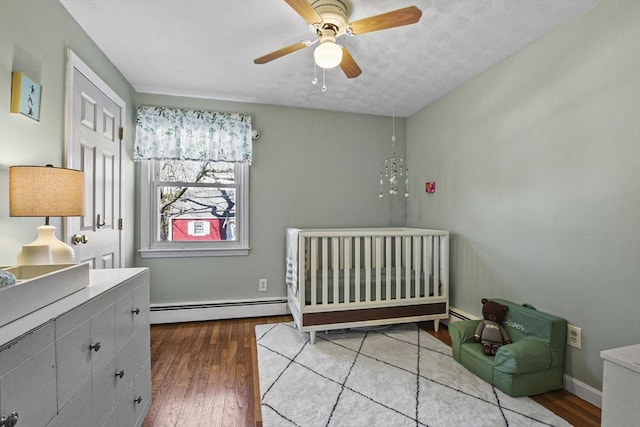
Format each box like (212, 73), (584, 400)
(254, 0), (422, 79)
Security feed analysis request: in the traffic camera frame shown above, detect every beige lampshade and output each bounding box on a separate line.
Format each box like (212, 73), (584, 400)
(9, 165), (85, 218)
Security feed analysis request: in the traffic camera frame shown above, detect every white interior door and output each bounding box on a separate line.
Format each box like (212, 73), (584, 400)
(65, 51), (125, 268)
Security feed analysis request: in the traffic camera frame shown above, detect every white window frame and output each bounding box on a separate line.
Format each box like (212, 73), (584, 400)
(138, 160), (250, 258)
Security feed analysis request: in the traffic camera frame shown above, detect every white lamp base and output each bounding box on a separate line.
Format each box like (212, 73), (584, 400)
(17, 225), (75, 265)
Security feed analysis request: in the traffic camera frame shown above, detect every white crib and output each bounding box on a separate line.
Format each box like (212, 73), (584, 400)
(286, 227), (449, 343)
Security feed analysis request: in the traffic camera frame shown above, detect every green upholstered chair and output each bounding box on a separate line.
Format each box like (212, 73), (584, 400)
(449, 299), (567, 397)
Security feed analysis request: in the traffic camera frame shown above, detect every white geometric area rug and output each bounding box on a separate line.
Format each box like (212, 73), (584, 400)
(256, 322), (571, 427)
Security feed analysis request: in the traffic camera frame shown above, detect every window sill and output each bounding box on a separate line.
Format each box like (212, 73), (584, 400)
(138, 247), (250, 258)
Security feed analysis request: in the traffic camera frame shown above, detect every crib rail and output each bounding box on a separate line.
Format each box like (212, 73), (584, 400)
(289, 228), (449, 310)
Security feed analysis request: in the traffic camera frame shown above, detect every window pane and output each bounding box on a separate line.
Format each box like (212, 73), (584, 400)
(159, 160), (235, 184)
(158, 186), (237, 242)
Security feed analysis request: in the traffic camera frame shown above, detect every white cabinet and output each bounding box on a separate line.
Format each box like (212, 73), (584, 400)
(600, 344), (640, 427)
(0, 268), (150, 427)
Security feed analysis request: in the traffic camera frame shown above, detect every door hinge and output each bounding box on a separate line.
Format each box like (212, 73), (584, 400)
(118, 127), (124, 141)
(118, 218), (123, 230)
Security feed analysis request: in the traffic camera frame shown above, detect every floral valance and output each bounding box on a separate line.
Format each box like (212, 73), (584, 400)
(134, 106), (252, 164)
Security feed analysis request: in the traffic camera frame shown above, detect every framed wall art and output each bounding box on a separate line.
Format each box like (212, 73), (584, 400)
(10, 71), (42, 121)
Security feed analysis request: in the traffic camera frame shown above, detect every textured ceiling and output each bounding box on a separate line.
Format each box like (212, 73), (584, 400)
(59, 0), (598, 117)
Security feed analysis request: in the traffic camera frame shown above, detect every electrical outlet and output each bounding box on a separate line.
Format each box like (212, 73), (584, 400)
(258, 278), (268, 292)
(567, 324), (582, 349)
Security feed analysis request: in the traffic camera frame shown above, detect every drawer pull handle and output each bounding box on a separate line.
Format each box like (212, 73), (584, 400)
(0, 412), (19, 427)
(115, 369), (125, 379)
(90, 341), (101, 352)
(132, 308), (141, 315)
(134, 396), (143, 404)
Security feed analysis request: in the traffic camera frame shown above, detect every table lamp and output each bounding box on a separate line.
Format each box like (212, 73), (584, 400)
(9, 165), (85, 264)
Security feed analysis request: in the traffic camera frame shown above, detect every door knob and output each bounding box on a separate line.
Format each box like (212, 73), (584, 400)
(72, 234), (88, 245)
(0, 412), (19, 427)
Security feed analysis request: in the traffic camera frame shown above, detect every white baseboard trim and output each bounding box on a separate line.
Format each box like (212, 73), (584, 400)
(448, 306), (602, 408)
(150, 297), (288, 324)
(563, 374), (602, 408)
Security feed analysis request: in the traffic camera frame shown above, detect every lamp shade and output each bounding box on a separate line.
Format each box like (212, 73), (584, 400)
(314, 42), (343, 69)
(10, 165), (85, 218)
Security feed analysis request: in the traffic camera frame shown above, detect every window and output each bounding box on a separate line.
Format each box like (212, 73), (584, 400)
(139, 159), (249, 257)
(134, 105), (252, 257)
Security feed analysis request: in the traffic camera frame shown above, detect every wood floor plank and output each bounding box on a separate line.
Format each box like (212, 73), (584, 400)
(142, 316), (600, 427)
(181, 324), (214, 424)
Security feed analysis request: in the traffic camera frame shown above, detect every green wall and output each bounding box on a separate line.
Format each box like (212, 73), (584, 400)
(0, 0), (137, 266)
(406, 0), (640, 391)
(135, 93), (407, 304)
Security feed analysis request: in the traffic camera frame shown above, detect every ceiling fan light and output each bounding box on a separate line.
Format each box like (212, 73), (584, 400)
(314, 42), (343, 69)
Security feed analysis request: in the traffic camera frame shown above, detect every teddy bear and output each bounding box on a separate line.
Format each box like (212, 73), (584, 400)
(474, 298), (512, 356)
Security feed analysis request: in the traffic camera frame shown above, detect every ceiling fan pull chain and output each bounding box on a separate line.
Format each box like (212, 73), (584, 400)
(312, 62), (318, 85)
(322, 68), (327, 92)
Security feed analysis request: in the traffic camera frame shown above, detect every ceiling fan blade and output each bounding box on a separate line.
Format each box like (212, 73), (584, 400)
(284, 0), (322, 25)
(340, 48), (362, 79)
(348, 6), (422, 35)
(254, 42), (309, 64)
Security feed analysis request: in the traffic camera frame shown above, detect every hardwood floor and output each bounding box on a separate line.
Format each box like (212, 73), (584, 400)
(142, 317), (600, 427)
(142, 316), (290, 427)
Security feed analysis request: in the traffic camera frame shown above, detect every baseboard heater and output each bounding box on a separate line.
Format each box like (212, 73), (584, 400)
(448, 307), (477, 323)
(150, 297), (288, 324)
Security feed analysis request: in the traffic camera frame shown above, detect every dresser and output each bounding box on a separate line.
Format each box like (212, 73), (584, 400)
(0, 268), (150, 427)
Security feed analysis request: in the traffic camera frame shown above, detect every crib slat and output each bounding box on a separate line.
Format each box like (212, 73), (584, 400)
(322, 237), (328, 305)
(434, 235), (440, 297)
(344, 237), (351, 303)
(385, 236), (392, 301)
(414, 236), (420, 299)
(332, 237), (339, 304)
(424, 236), (432, 298)
(395, 236), (401, 299)
(375, 236), (382, 301)
(310, 237), (317, 306)
(355, 237), (361, 302)
(365, 237), (371, 302)
(404, 236), (411, 298)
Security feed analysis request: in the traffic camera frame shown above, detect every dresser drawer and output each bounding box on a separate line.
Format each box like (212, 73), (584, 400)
(92, 357), (118, 426)
(134, 359), (152, 427)
(90, 304), (116, 375)
(115, 333), (139, 396)
(0, 342), (57, 427)
(56, 319), (91, 409)
(132, 281), (150, 332)
(114, 292), (134, 351)
(45, 380), (92, 427)
(0, 322), (54, 375)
